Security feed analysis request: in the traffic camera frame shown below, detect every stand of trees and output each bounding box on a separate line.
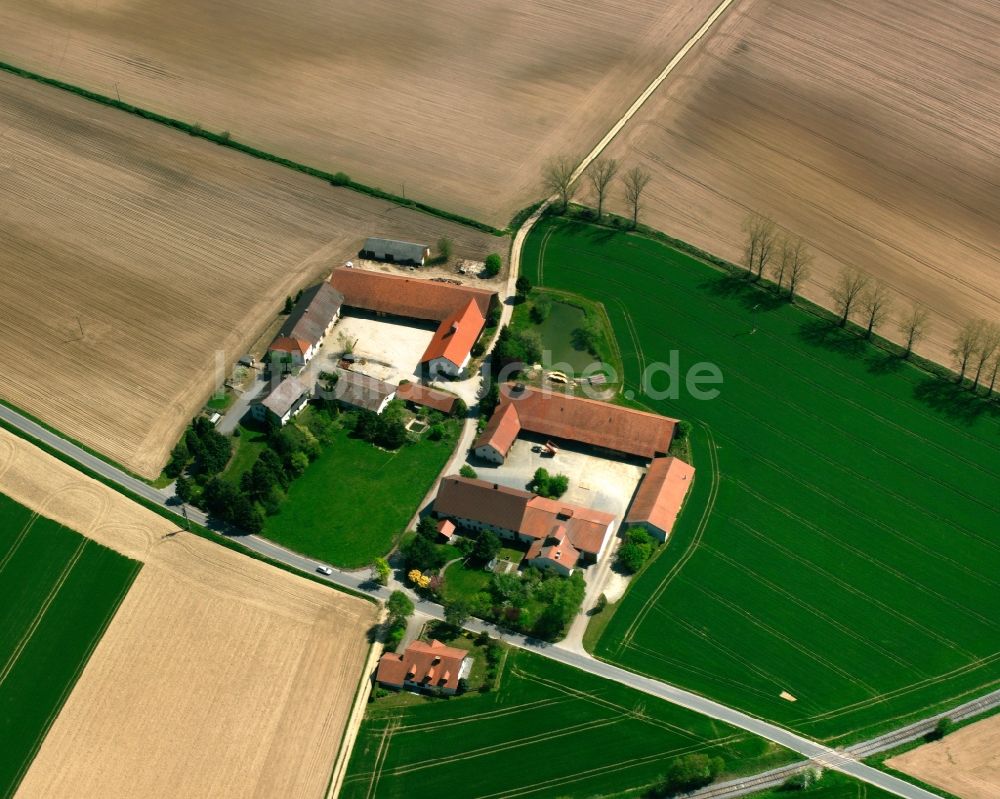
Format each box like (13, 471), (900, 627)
(617, 527), (655, 573)
(460, 568), (586, 641)
(653, 754), (724, 796)
(530, 468), (569, 499)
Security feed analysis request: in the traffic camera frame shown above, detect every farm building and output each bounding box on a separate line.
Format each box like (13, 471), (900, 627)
(327, 370), (396, 414)
(625, 457), (695, 541)
(267, 282), (344, 367)
(328, 267), (497, 378)
(396, 382), (458, 415)
(434, 475), (616, 565)
(376, 639), (472, 696)
(419, 298), (485, 376)
(251, 376), (310, 427)
(474, 385), (677, 464)
(359, 237), (430, 266)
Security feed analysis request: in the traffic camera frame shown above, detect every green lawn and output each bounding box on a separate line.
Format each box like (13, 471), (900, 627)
(523, 218), (1000, 744)
(221, 421), (269, 486)
(0, 494), (140, 798)
(442, 559), (491, 604)
(342, 646), (793, 799)
(264, 419), (461, 568)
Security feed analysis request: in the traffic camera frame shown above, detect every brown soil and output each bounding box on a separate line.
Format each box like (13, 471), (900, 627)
(0, 429), (378, 799)
(601, 0), (1000, 365)
(0, 72), (499, 477)
(0, 0), (721, 226)
(886, 714), (1000, 799)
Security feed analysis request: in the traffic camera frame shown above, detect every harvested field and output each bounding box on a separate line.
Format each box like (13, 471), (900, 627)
(0, 0), (721, 225)
(601, 0), (1000, 365)
(886, 714), (1000, 799)
(0, 72), (498, 478)
(0, 428), (378, 799)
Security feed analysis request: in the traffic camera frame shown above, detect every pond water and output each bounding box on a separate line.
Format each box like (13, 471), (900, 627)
(534, 300), (595, 374)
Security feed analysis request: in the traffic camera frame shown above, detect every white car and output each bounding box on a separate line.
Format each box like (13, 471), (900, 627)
(316, 565), (333, 576)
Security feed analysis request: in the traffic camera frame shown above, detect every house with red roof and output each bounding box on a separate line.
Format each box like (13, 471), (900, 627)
(474, 384), (677, 464)
(433, 475), (616, 565)
(376, 639), (472, 695)
(625, 456), (695, 541)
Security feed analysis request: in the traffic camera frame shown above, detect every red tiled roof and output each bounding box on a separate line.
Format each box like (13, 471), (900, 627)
(329, 267), (495, 321)
(269, 336), (310, 356)
(420, 299), (485, 368)
(625, 456), (695, 536)
(475, 401), (520, 456)
(436, 519), (456, 542)
(474, 386), (676, 460)
(434, 476), (614, 557)
(526, 524), (581, 570)
(376, 639), (468, 692)
(396, 382), (457, 414)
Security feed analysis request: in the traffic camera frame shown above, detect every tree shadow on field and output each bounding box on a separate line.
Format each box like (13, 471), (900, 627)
(797, 318), (867, 358)
(702, 274), (784, 313)
(866, 352), (904, 376)
(912, 376), (994, 424)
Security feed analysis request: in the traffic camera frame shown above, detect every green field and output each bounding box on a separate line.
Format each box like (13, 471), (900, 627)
(523, 218), (1000, 744)
(264, 419), (461, 568)
(0, 494), (140, 798)
(342, 647), (792, 799)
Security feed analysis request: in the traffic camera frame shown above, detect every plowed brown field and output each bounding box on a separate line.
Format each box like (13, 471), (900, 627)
(0, 427), (377, 799)
(0, 72), (497, 477)
(601, 0), (1000, 365)
(0, 0), (720, 225)
(886, 714), (1000, 799)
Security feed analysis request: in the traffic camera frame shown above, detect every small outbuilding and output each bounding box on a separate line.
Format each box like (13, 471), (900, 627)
(327, 370), (396, 415)
(360, 237), (431, 266)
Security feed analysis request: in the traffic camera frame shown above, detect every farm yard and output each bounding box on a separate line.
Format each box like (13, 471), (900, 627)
(0, 71), (497, 478)
(0, 494), (139, 799)
(0, 0), (722, 226)
(523, 219), (1000, 744)
(600, 0), (1000, 366)
(0, 428), (378, 799)
(341, 646), (793, 799)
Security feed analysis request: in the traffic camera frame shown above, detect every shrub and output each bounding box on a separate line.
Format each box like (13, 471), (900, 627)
(484, 253), (502, 277)
(617, 527), (655, 573)
(658, 754), (724, 795)
(460, 464), (478, 479)
(452, 398), (468, 417)
(330, 171), (351, 186)
(471, 341), (486, 358)
(530, 294), (553, 324)
(515, 275), (532, 296)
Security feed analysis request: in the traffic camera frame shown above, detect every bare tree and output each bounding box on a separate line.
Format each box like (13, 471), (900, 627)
(785, 239), (812, 302)
(951, 319), (985, 384)
(897, 303), (930, 358)
(587, 158), (619, 219)
(622, 166), (652, 228)
(742, 213), (777, 280)
(773, 235), (811, 298)
(985, 352), (1000, 397)
(542, 156), (578, 212)
(830, 267), (870, 328)
(970, 321), (1000, 392)
(859, 281), (893, 339)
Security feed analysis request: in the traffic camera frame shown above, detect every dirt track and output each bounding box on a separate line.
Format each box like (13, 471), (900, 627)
(0, 428), (377, 799)
(0, 0), (720, 226)
(886, 714), (1000, 799)
(601, 0), (1000, 365)
(0, 72), (498, 477)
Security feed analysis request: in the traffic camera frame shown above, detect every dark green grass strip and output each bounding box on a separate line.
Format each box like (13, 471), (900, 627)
(522, 218), (1000, 745)
(0, 496), (141, 798)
